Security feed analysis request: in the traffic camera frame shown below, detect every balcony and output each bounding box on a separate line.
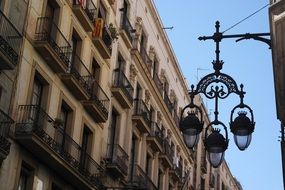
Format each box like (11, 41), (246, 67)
(92, 19), (113, 59)
(71, 0), (97, 32)
(153, 72), (163, 95)
(146, 122), (164, 152)
(0, 10), (22, 70)
(120, 14), (134, 48)
(34, 17), (72, 73)
(132, 99), (151, 134)
(0, 109), (13, 161)
(159, 140), (174, 168)
(164, 92), (173, 114)
(15, 105), (104, 190)
(81, 80), (109, 122)
(131, 164), (158, 190)
(111, 69), (133, 109)
(59, 54), (92, 100)
(105, 144), (129, 179)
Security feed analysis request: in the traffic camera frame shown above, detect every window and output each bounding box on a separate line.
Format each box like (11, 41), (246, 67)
(145, 153), (152, 178)
(31, 78), (43, 106)
(135, 83), (142, 99)
(55, 102), (73, 151)
(17, 162), (34, 190)
(200, 177), (205, 190)
(130, 135), (138, 181)
(140, 30), (147, 52)
(98, 2), (107, 21)
(107, 110), (118, 158)
(163, 80), (169, 96)
(80, 126), (93, 170)
(91, 58), (100, 82)
(157, 168), (163, 189)
(153, 58), (159, 78)
(116, 54), (126, 72)
(122, 0), (129, 17)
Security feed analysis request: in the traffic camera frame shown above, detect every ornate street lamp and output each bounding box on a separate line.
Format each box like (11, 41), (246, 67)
(180, 21), (270, 168)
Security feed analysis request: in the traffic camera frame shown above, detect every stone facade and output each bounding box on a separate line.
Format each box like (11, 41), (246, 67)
(0, 0), (241, 189)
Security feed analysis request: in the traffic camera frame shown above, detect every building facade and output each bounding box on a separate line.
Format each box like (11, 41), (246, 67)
(269, 0), (285, 188)
(0, 0), (241, 189)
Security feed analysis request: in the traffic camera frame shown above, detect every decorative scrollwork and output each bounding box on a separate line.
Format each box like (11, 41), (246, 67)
(195, 72), (240, 99)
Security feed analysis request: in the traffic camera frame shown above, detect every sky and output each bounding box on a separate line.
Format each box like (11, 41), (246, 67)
(154, 1), (282, 190)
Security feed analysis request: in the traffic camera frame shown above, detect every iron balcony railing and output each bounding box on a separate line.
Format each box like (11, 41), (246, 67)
(121, 14), (134, 42)
(163, 92), (173, 114)
(0, 10), (22, 66)
(0, 109), (13, 154)
(72, 0), (97, 23)
(133, 99), (151, 126)
(163, 140), (174, 164)
(112, 68), (134, 102)
(15, 105), (104, 189)
(153, 72), (163, 95)
(149, 122), (164, 146)
(68, 54), (93, 94)
(88, 79), (109, 117)
(106, 143), (129, 176)
(140, 46), (152, 73)
(132, 164), (158, 190)
(35, 17), (72, 66)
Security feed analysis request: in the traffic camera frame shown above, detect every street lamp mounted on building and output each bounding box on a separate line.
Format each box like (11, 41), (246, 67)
(180, 21), (270, 168)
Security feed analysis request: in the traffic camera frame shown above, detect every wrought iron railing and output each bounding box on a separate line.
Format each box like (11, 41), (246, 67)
(149, 122), (164, 146)
(153, 72), (163, 95)
(163, 92), (173, 113)
(0, 109), (13, 154)
(133, 99), (151, 126)
(132, 164), (158, 190)
(0, 10), (22, 66)
(87, 79), (109, 117)
(35, 17), (72, 66)
(112, 68), (134, 102)
(121, 14), (134, 42)
(68, 54), (93, 94)
(15, 105), (104, 189)
(106, 144), (129, 176)
(72, 0), (97, 23)
(140, 46), (152, 72)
